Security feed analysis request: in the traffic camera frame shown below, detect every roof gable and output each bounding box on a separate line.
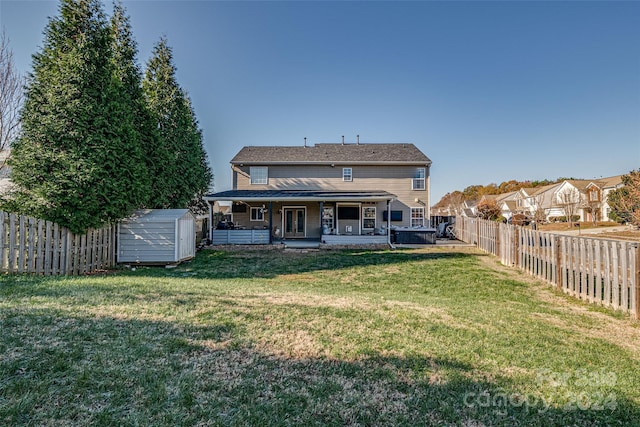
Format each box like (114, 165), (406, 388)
(231, 143), (431, 165)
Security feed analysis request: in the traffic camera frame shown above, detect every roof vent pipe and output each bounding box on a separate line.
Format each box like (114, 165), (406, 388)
(341, 135), (344, 145)
(356, 134), (360, 145)
(304, 137), (307, 147)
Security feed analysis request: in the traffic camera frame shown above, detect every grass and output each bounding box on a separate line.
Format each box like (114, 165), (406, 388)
(538, 222), (620, 232)
(594, 229), (640, 242)
(538, 221), (640, 241)
(1, 246), (639, 426)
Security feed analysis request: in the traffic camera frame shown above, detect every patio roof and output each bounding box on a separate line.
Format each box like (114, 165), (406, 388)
(204, 189), (396, 202)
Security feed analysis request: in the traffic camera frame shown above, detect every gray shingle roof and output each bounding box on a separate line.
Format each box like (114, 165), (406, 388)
(205, 189), (396, 202)
(231, 143), (431, 165)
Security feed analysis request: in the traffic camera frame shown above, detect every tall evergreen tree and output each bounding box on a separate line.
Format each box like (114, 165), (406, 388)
(142, 38), (212, 210)
(110, 0), (153, 205)
(6, 0), (149, 233)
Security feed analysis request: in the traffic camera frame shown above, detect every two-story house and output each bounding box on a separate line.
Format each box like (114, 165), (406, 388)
(204, 142), (432, 245)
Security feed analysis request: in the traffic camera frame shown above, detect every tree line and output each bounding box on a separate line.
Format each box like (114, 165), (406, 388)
(1, 0), (212, 234)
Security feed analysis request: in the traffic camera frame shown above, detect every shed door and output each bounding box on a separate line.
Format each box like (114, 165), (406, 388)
(178, 217), (195, 261)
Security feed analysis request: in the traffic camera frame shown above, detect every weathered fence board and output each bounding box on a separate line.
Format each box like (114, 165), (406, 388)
(0, 211), (115, 276)
(455, 216), (639, 319)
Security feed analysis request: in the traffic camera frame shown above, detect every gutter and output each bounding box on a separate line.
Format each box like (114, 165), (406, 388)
(231, 161), (432, 167)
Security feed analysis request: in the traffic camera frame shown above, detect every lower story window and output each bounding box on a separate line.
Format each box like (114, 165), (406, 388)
(322, 207), (334, 232)
(362, 207), (376, 229)
(250, 207), (264, 221)
(411, 207), (425, 227)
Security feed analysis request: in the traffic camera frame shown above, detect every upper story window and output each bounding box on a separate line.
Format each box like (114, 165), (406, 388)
(343, 167), (353, 182)
(589, 190), (599, 202)
(250, 167), (268, 185)
(412, 168), (426, 190)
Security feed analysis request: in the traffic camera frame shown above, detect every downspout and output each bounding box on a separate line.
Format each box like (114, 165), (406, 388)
(319, 201), (324, 243)
(387, 199), (395, 249)
(427, 166), (431, 227)
(207, 199), (213, 246)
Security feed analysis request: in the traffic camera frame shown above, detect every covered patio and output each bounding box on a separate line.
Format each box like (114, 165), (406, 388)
(204, 190), (396, 246)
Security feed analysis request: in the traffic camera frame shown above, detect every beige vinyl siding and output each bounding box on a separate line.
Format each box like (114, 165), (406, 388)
(233, 164), (430, 228)
(230, 202), (323, 238)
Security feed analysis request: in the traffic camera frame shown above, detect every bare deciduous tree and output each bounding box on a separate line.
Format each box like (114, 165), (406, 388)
(585, 187), (602, 227)
(532, 193), (548, 224)
(556, 188), (582, 227)
(0, 30), (23, 168)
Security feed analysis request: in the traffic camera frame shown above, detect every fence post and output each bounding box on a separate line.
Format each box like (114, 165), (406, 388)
(0, 212), (5, 272)
(514, 227), (520, 268)
(8, 213), (16, 273)
(555, 236), (562, 290)
(65, 229), (73, 275)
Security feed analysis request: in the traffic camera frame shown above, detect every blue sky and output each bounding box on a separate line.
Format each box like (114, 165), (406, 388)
(1, 0), (639, 203)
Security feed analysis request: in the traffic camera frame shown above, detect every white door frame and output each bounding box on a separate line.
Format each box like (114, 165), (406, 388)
(282, 205), (307, 238)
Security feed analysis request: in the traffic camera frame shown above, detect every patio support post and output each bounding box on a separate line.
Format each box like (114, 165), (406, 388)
(387, 199), (391, 246)
(319, 201), (324, 237)
(268, 201), (273, 244)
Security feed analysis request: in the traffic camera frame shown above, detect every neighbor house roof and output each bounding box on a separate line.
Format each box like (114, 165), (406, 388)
(479, 194), (500, 202)
(231, 143), (431, 166)
(600, 175), (623, 188)
(565, 179), (604, 192)
(503, 200), (518, 211)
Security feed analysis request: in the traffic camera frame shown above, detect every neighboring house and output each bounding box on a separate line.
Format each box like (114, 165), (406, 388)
(599, 175), (623, 222)
(211, 201), (232, 222)
(527, 183), (563, 221)
(500, 199), (518, 221)
(527, 177), (622, 223)
(0, 150), (13, 196)
(460, 200), (478, 218)
(481, 191), (518, 221)
(512, 188), (536, 217)
(460, 175), (625, 224)
(205, 142), (432, 244)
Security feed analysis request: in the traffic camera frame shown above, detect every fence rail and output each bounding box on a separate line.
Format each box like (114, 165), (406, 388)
(455, 216), (639, 319)
(0, 211), (116, 275)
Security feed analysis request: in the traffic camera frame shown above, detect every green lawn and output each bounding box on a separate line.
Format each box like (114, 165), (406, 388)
(1, 247), (639, 426)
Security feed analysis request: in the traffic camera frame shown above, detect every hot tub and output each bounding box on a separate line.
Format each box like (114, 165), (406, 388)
(391, 227), (437, 244)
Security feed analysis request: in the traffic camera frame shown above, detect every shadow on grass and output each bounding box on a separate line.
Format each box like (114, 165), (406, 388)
(128, 247), (485, 280)
(0, 248), (492, 314)
(1, 307), (638, 427)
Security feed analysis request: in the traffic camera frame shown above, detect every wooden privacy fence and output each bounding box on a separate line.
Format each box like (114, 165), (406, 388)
(0, 211), (116, 275)
(455, 216), (640, 319)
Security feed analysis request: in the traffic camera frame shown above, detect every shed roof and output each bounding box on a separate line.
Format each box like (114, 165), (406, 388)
(123, 209), (193, 223)
(231, 143), (431, 165)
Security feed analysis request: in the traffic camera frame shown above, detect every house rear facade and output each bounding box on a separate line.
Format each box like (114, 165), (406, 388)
(205, 142), (431, 244)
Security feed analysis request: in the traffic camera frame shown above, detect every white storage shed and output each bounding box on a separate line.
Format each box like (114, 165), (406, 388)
(118, 209), (196, 264)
